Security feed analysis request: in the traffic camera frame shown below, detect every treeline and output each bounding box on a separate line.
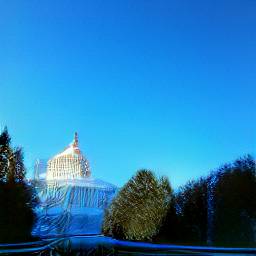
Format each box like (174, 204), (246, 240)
(103, 155), (256, 247)
(0, 128), (38, 242)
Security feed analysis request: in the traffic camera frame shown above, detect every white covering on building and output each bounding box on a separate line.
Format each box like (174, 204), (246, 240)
(33, 133), (117, 237)
(46, 133), (91, 180)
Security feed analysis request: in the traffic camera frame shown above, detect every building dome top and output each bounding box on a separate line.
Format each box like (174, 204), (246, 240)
(51, 132), (82, 159)
(46, 133), (91, 180)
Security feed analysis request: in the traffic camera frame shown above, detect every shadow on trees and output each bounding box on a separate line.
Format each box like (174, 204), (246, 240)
(212, 156), (256, 246)
(0, 127), (38, 243)
(159, 155), (256, 247)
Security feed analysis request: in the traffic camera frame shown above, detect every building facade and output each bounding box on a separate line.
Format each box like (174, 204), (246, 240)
(46, 133), (91, 180)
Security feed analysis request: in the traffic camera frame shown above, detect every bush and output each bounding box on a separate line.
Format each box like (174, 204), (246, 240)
(103, 169), (173, 241)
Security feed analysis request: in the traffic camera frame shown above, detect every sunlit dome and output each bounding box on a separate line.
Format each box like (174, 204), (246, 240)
(46, 133), (91, 180)
(34, 133), (117, 237)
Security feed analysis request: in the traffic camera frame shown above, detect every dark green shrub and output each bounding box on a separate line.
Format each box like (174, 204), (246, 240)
(103, 169), (173, 241)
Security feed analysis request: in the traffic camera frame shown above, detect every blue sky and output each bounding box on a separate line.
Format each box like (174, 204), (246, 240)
(0, 0), (255, 188)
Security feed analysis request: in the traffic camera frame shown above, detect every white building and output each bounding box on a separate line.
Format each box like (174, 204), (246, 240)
(33, 133), (117, 237)
(46, 133), (91, 180)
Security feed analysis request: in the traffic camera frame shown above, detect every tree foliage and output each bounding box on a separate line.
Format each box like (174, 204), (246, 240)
(0, 127), (26, 183)
(155, 192), (178, 243)
(0, 128), (11, 181)
(103, 169), (173, 241)
(212, 155), (256, 246)
(160, 155), (256, 246)
(175, 177), (208, 244)
(0, 127), (38, 242)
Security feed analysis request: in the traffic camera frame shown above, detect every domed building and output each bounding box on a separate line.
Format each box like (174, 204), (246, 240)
(33, 133), (117, 237)
(46, 133), (91, 180)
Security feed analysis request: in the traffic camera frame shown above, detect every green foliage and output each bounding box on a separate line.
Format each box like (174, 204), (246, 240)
(0, 127), (38, 242)
(103, 169), (173, 241)
(0, 127), (11, 181)
(0, 127), (26, 183)
(155, 194), (178, 243)
(160, 155), (256, 247)
(175, 177), (208, 244)
(0, 182), (38, 242)
(212, 155), (256, 246)
(104, 155), (256, 246)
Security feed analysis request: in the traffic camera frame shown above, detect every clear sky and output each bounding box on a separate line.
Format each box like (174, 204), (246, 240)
(0, 0), (255, 188)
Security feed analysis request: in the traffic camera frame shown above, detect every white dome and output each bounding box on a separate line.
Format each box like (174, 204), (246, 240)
(46, 133), (91, 180)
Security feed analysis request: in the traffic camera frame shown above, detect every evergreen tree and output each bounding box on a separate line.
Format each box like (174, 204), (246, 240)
(175, 177), (208, 244)
(0, 127), (26, 183)
(155, 192), (179, 243)
(0, 127), (11, 181)
(0, 127), (38, 242)
(103, 169), (173, 241)
(212, 155), (256, 246)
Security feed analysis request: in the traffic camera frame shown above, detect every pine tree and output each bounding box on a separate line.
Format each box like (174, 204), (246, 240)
(103, 169), (173, 241)
(0, 127), (12, 181)
(212, 155), (256, 246)
(0, 127), (26, 183)
(0, 127), (37, 242)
